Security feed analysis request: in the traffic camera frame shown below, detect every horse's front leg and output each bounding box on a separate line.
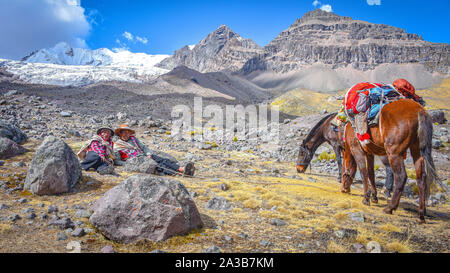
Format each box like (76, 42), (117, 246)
(333, 145), (342, 183)
(353, 149), (371, 205)
(366, 154), (378, 203)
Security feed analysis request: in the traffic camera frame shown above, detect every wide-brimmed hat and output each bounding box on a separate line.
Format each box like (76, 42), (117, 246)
(115, 124), (135, 136)
(97, 126), (114, 136)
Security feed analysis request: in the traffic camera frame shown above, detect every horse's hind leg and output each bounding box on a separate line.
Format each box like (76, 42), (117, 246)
(384, 154), (407, 214)
(380, 156), (394, 196)
(410, 144), (427, 223)
(366, 154), (378, 203)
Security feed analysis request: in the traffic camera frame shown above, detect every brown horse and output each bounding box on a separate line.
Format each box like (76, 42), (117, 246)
(341, 99), (439, 223)
(296, 113), (394, 191)
(295, 113), (344, 182)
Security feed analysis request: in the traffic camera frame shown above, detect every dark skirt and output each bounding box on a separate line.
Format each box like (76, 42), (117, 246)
(81, 151), (109, 171)
(151, 153), (180, 175)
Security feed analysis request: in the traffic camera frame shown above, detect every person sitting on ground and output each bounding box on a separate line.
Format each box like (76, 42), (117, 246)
(113, 124), (195, 176)
(77, 126), (115, 175)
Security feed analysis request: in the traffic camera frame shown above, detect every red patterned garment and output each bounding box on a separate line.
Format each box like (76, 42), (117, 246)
(86, 139), (113, 160)
(117, 136), (143, 160)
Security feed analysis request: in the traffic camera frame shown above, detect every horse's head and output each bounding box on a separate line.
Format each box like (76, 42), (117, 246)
(296, 140), (312, 173)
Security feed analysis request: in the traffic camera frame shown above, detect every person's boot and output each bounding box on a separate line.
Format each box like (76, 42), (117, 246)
(97, 165), (114, 175)
(183, 162), (195, 176)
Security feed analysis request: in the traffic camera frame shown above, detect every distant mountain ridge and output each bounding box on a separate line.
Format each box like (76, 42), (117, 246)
(242, 9), (449, 74)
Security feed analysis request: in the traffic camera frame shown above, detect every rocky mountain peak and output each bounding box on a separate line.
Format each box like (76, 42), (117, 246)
(295, 8), (351, 25)
(156, 25), (262, 73)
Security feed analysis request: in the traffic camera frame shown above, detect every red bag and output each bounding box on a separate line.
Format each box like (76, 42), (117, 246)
(392, 79), (420, 101)
(344, 82), (383, 114)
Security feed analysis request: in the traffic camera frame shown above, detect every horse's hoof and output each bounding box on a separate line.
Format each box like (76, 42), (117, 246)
(362, 199), (370, 206)
(371, 197), (378, 204)
(383, 208), (393, 214)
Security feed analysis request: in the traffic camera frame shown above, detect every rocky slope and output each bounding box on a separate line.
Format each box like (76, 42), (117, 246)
(157, 25), (264, 73)
(241, 9), (449, 74)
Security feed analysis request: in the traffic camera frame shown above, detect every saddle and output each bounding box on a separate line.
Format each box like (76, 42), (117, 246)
(343, 83), (403, 143)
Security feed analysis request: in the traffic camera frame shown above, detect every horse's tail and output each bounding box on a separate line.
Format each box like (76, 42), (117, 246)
(417, 110), (442, 198)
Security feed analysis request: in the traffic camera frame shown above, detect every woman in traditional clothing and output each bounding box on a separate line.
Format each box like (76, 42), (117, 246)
(77, 126), (115, 175)
(113, 124), (195, 176)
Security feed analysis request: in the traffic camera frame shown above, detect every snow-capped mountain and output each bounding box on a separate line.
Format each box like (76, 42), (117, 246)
(0, 42), (170, 86)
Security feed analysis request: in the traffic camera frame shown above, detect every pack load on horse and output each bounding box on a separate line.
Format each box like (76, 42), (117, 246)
(338, 79), (442, 223)
(334, 79), (425, 146)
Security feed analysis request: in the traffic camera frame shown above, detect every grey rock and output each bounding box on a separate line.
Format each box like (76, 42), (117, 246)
(202, 246), (221, 253)
(270, 218), (287, 226)
(26, 212), (37, 219)
(0, 137), (28, 159)
(60, 111), (72, 117)
(17, 198), (28, 204)
(218, 183), (229, 191)
(0, 204), (9, 210)
(123, 156), (158, 174)
(10, 214), (21, 222)
(205, 196), (234, 211)
(47, 205), (58, 213)
(75, 209), (91, 219)
(101, 245), (115, 253)
(24, 136), (82, 195)
(428, 110), (446, 124)
(259, 240), (272, 247)
(71, 228), (86, 237)
(349, 212), (365, 222)
(334, 229), (358, 239)
(57, 232), (68, 241)
(89, 175), (203, 243)
(48, 217), (75, 230)
(224, 235), (233, 242)
(432, 139), (443, 149)
(149, 249), (167, 253)
(4, 90), (18, 97)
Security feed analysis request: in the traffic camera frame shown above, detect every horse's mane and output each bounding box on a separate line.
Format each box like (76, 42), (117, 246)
(302, 112), (337, 144)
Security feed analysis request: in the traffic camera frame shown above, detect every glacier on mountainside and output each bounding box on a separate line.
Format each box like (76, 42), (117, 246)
(1, 42), (170, 86)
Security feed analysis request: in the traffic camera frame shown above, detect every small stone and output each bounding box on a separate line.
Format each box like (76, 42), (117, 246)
(17, 198), (28, 204)
(47, 205), (58, 213)
(202, 246), (221, 253)
(349, 212), (365, 222)
(10, 214), (21, 222)
(270, 218), (287, 226)
(149, 249), (167, 253)
(57, 233), (68, 241)
(224, 235), (233, 242)
(101, 245), (115, 253)
(75, 209), (91, 219)
(60, 111), (72, 117)
(71, 228), (86, 237)
(352, 243), (365, 253)
(38, 203), (45, 208)
(239, 233), (248, 239)
(307, 177), (317, 182)
(366, 241), (381, 253)
(26, 212), (37, 219)
(260, 240), (272, 247)
(218, 183), (229, 191)
(0, 204), (9, 210)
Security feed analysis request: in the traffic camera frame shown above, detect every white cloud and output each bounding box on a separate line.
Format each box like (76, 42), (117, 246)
(0, 0), (91, 60)
(312, 1), (321, 7)
(122, 31), (134, 41)
(320, 4), (333, 12)
(136, 36), (148, 44)
(367, 0), (381, 5)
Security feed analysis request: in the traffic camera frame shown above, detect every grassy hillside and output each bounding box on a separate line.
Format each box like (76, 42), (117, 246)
(272, 77), (450, 117)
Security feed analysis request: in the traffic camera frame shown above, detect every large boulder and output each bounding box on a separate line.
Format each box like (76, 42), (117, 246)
(123, 156), (158, 174)
(0, 119), (27, 144)
(89, 174), (203, 243)
(428, 110), (446, 124)
(0, 137), (28, 159)
(24, 136), (81, 195)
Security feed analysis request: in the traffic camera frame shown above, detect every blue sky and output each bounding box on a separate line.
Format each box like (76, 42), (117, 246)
(82, 0), (450, 54)
(0, 0), (449, 59)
